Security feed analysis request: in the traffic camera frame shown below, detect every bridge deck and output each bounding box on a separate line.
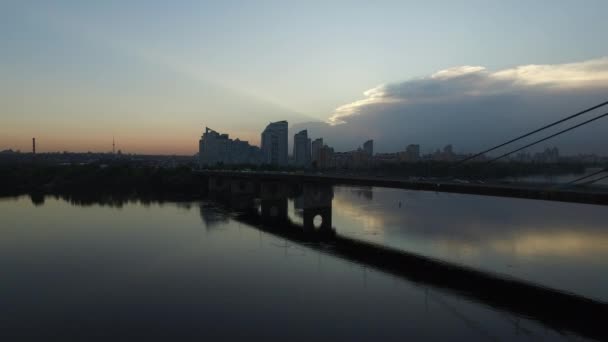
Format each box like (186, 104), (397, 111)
(197, 170), (608, 205)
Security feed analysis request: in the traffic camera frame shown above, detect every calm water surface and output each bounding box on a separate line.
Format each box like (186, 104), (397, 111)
(326, 187), (608, 302)
(1, 187), (605, 341)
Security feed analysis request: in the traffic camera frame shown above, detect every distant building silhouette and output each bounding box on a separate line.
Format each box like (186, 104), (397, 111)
(293, 129), (311, 167)
(318, 144), (334, 169)
(32, 138), (36, 155)
(534, 147), (560, 163)
(444, 144), (454, 158)
(403, 144), (420, 162)
(199, 127), (261, 167)
(311, 138), (324, 166)
(199, 127), (229, 166)
(430, 144), (456, 161)
(261, 121), (288, 166)
(332, 139), (373, 169)
(363, 140), (373, 156)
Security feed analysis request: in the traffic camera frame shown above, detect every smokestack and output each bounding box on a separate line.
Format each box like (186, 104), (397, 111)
(32, 138), (36, 155)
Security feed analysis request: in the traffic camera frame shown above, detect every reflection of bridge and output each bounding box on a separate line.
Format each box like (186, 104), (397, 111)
(207, 176), (334, 232)
(203, 179), (608, 341)
(199, 170), (608, 206)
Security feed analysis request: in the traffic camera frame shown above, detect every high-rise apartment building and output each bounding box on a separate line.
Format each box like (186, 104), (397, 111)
(199, 127), (260, 167)
(318, 145), (334, 169)
(311, 138), (323, 165)
(363, 140), (373, 156)
(293, 130), (311, 167)
(261, 121), (288, 166)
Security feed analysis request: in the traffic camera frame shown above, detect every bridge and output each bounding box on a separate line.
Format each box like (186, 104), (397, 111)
(193, 101), (608, 339)
(200, 181), (608, 341)
(197, 170), (608, 206)
(198, 100), (608, 205)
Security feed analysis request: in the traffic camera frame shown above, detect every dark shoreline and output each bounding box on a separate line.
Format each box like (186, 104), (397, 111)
(2, 163), (606, 206)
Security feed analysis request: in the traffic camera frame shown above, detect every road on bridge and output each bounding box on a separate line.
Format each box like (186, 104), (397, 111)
(197, 170), (608, 206)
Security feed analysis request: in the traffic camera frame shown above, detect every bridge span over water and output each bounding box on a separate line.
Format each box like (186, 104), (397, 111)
(197, 170), (608, 206)
(200, 182), (608, 341)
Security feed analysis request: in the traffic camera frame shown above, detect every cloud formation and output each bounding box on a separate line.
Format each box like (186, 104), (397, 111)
(292, 57), (608, 154)
(329, 57), (608, 125)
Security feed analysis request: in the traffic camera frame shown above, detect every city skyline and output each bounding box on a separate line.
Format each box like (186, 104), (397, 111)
(4, 125), (606, 160)
(194, 121), (600, 169)
(2, 1), (608, 154)
(3, 3), (608, 340)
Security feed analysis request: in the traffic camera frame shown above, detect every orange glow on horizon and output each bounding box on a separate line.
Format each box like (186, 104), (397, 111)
(0, 128), (262, 155)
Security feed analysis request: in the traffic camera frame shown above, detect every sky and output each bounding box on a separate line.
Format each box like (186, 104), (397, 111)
(1, 0), (607, 155)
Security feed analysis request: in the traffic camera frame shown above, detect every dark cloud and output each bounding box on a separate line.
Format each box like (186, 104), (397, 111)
(293, 58), (608, 154)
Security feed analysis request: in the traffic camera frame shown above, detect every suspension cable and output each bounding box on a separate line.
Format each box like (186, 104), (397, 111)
(565, 168), (608, 185)
(456, 100), (608, 164)
(485, 111), (608, 164)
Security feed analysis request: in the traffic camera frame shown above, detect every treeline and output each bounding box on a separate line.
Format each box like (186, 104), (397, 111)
(0, 163), (206, 198)
(0, 161), (591, 200)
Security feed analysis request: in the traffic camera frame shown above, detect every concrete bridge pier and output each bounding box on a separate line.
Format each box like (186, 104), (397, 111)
(208, 176), (230, 194)
(208, 176), (258, 212)
(227, 179), (258, 211)
(302, 183), (334, 233)
(229, 179), (257, 196)
(260, 182), (290, 225)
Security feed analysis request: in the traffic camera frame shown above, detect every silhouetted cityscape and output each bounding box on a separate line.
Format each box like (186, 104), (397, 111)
(195, 121), (607, 170)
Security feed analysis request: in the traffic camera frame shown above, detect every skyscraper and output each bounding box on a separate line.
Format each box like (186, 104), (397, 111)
(311, 138), (323, 165)
(293, 129), (311, 167)
(199, 127), (230, 166)
(318, 145), (334, 169)
(261, 121), (288, 166)
(363, 140), (373, 156)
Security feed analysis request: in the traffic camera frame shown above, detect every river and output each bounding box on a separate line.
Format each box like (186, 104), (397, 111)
(1, 186), (606, 341)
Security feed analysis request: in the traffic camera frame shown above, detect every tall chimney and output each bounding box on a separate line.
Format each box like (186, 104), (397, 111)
(32, 138), (36, 155)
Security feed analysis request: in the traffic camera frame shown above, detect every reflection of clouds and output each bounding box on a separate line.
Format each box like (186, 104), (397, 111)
(428, 231), (608, 260)
(336, 187), (608, 236)
(491, 232), (608, 258)
(351, 187), (373, 200)
(433, 240), (481, 259)
(332, 186), (608, 259)
(332, 196), (385, 234)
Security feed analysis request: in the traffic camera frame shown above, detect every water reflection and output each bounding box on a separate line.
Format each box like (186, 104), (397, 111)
(20, 185), (608, 301)
(2, 187), (607, 340)
(330, 187), (608, 302)
(332, 189), (608, 256)
(21, 186), (608, 285)
(199, 203), (230, 229)
(29, 192), (45, 206)
(198, 183), (608, 340)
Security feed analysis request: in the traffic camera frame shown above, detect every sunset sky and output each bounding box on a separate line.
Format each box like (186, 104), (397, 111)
(2, 1), (608, 155)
